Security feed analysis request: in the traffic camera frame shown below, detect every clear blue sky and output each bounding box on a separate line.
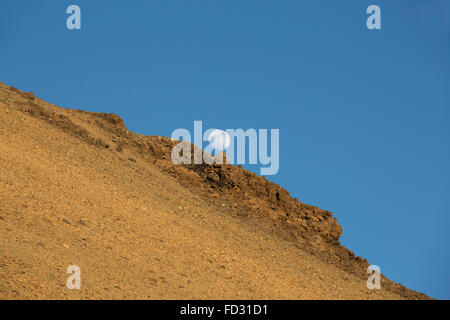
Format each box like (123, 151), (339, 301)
(1, 0), (449, 299)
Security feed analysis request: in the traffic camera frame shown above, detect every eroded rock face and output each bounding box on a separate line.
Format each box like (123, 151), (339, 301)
(153, 141), (342, 241)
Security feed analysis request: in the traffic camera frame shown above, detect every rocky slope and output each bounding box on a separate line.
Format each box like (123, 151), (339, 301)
(0, 82), (429, 299)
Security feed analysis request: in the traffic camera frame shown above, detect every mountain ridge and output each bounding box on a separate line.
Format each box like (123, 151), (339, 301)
(0, 82), (430, 299)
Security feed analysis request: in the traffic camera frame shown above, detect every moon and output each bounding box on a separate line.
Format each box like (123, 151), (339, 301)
(208, 129), (231, 151)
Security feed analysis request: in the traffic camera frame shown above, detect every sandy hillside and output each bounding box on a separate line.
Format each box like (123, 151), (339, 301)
(0, 82), (429, 299)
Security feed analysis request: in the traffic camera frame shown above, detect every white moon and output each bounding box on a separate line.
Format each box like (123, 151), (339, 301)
(208, 129), (231, 151)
